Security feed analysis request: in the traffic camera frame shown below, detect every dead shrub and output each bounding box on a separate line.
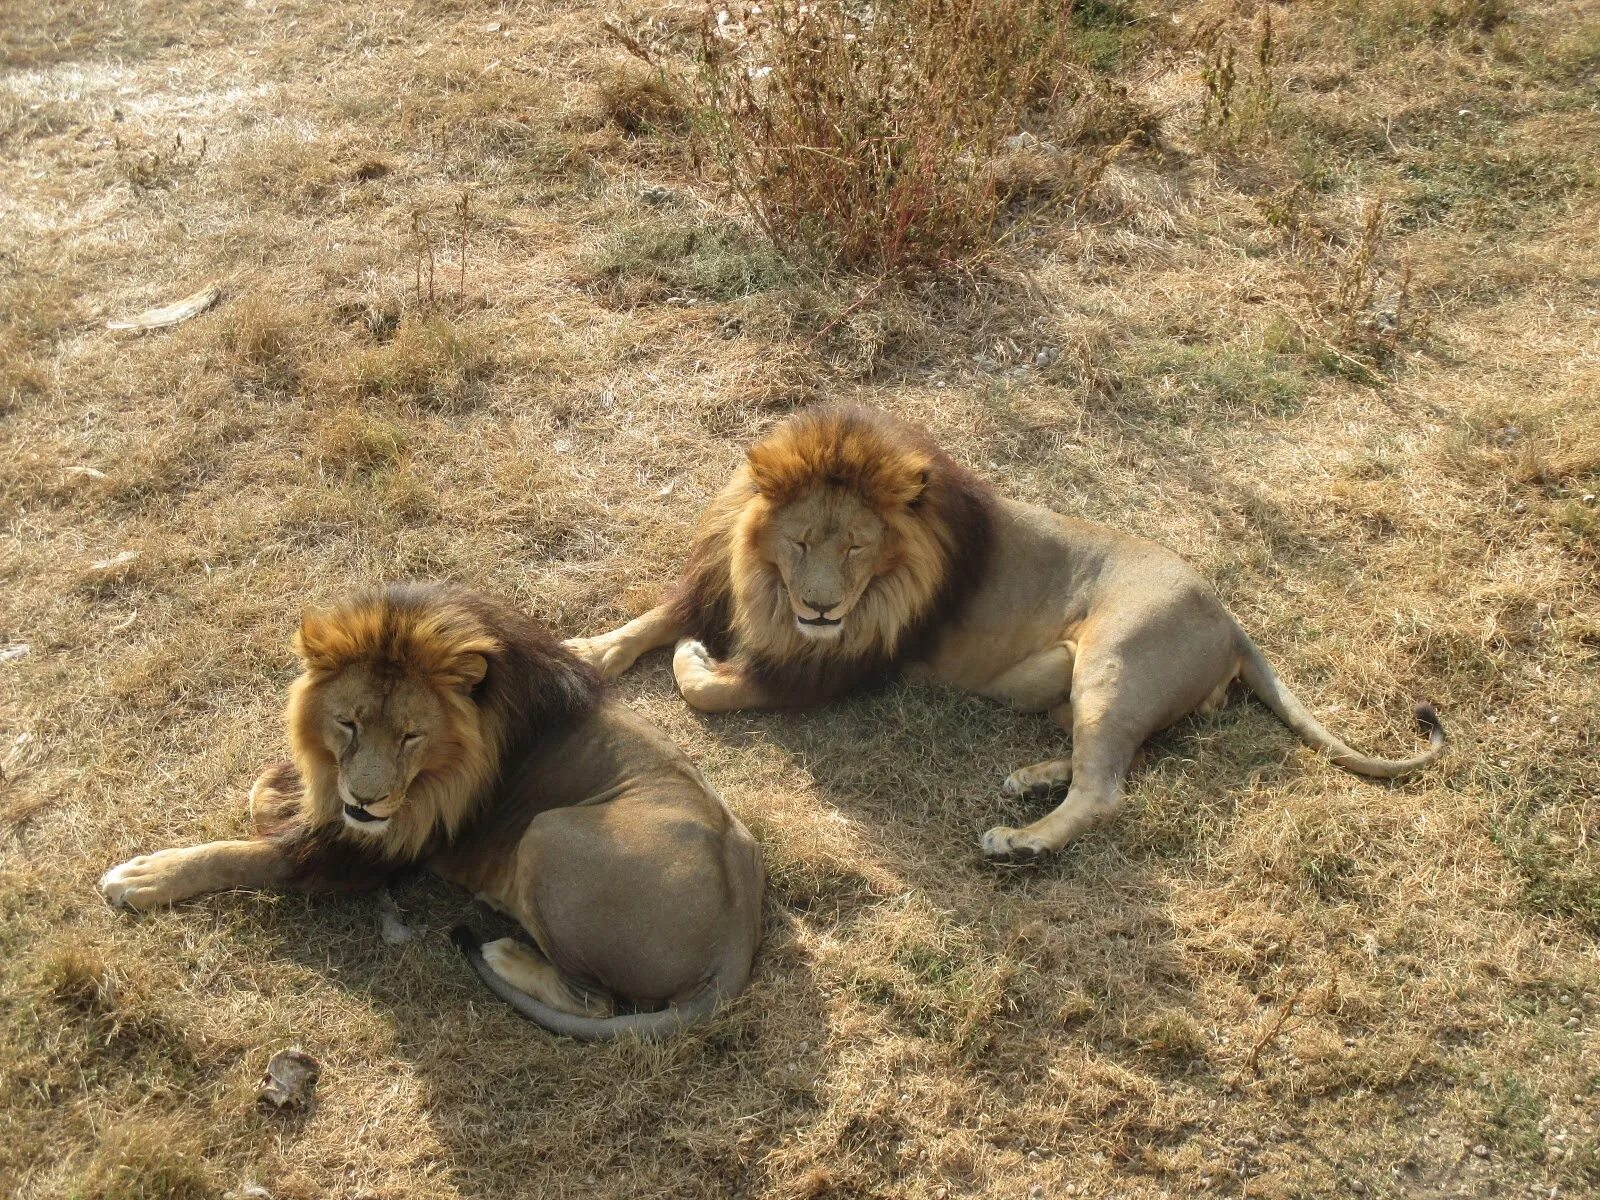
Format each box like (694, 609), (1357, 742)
(695, 0), (1076, 275)
(319, 313), (491, 411)
(1260, 188), (1425, 379)
(597, 60), (689, 134)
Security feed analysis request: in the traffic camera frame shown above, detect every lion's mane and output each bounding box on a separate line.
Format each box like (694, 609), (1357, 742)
(263, 583), (600, 886)
(668, 406), (994, 704)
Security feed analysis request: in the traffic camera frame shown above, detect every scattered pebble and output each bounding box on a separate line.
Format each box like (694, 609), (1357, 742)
(90, 550), (139, 571)
(640, 184), (675, 207)
(0, 643), (28, 663)
(1472, 1144), (1491, 1159)
(376, 891), (414, 945)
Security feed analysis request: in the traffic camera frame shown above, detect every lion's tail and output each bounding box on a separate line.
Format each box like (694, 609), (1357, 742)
(1235, 632), (1446, 780)
(449, 926), (734, 1043)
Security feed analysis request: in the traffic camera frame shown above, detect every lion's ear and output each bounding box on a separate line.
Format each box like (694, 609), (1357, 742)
(910, 467), (931, 506)
(882, 460), (931, 509)
(453, 652), (490, 690)
(745, 445), (785, 499)
(294, 609), (337, 669)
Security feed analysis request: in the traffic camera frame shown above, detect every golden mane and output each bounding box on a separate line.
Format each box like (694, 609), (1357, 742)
(282, 584), (599, 863)
(669, 406), (994, 703)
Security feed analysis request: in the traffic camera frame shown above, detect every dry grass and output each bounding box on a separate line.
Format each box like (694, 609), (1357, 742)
(3, 1), (1599, 1198)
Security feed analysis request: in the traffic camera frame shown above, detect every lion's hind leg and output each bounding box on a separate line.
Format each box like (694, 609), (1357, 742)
(477, 936), (614, 1019)
(982, 613), (1233, 862)
(1002, 756), (1073, 800)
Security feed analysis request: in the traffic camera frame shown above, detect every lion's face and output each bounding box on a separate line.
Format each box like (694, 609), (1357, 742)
(308, 663), (477, 835)
(291, 598), (494, 843)
(760, 487), (890, 640)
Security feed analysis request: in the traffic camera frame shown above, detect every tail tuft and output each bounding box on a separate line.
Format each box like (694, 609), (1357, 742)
(449, 924), (483, 955)
(1413, 702), (1443, 737)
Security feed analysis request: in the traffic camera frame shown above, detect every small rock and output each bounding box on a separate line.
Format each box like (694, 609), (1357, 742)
(0, 643), (28, 663)
(1236, 1134), (1260, 1150)
(640, 184), (675, 207)
(376, 891), (414, 945)
(484, 21), (502, 32)
(1582, 494), (1596, 506)
(1034, 346), (1060, 368)
(1472, 1144), (1491, 1159)
(1029, 1187), (1045, 1200)
(1349, 1181), (1367, 1195)
(64, 465), (108, 480)
(91, 550), (139, 571)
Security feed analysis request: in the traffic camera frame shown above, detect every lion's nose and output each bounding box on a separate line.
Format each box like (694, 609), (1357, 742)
(803, 599), (836, 617)
(347, 790), (384, 808)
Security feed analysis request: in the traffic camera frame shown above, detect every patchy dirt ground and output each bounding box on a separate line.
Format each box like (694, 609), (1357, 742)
(2, 2), (1597, 1198)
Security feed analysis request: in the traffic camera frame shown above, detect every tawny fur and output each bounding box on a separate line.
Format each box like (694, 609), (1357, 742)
(568, 405), (1447, 861)
(100, 583), (765, 1040)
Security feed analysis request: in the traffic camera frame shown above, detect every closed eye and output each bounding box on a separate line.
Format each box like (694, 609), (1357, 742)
(336, 718), (357, 734)
(846, 545), (863, 555)
(402, 732), (423, 746)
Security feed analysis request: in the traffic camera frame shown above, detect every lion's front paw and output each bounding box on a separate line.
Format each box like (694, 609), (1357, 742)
(564, 635), (637, 681)
(672, 638), (717, 686)
(980, 825), (1055, 862)
(98, 850), (191, 911)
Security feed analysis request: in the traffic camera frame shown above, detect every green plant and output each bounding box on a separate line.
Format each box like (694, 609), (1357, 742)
(1196, 9), (1279, 143)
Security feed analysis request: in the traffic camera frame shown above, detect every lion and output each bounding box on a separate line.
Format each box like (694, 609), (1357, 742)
(567, 405), (1445, 861)
(98, 582), (765, 1041)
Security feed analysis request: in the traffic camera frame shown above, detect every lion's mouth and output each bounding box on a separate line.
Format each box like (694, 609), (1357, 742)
(342, 803), (390, 829)
(795, 614), (844, 640)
